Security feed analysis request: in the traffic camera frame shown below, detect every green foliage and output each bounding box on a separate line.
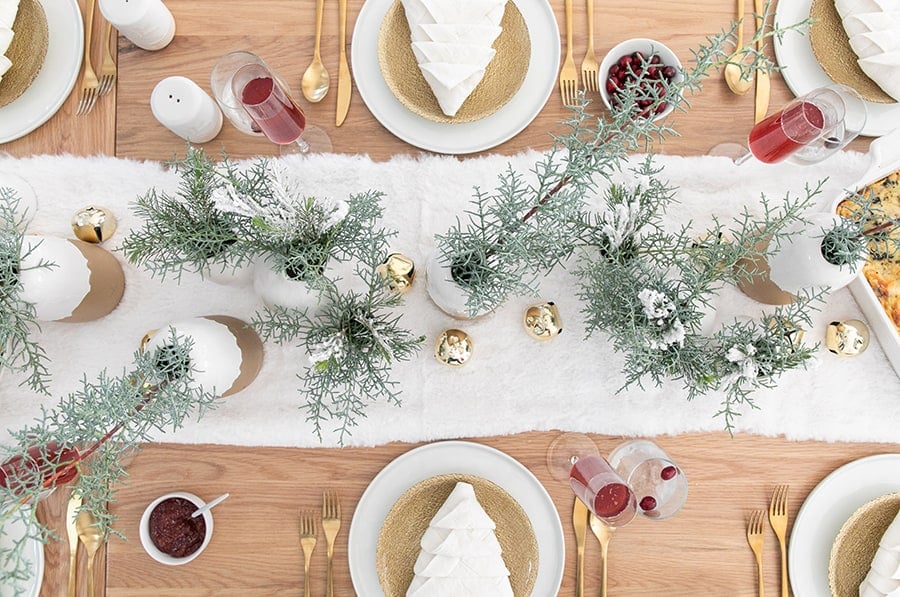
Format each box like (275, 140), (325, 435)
(0, 334), (218, 592)
(0, 188), (51, 393)
(823, 191), (899, 267)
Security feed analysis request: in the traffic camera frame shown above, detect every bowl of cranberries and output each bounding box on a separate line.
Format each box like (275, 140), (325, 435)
(598, 38), (683, 121)
(139, 491), (214, 565)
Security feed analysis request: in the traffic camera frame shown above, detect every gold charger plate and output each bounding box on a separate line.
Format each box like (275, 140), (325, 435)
(377, 1), (531, 124)
(808, 0), (895, 104)
(375, 473), (538, 596)
(0, 0), (50, 108)
(829, 492), (900, 596)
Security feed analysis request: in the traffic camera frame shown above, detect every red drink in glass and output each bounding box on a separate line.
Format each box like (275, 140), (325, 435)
(747, 101), (825, 164)
(569, 454), (636, 525)
(235, 72), (306, 145)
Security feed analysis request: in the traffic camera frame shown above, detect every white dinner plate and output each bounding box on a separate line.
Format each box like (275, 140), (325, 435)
(348, 440), (565, 596)
(0, 0), (83, 144)
(0, 509), (44, 597)
(773, 0), (900, 137)
(789, 453), (900, 597)
(350, 0), (560, 154)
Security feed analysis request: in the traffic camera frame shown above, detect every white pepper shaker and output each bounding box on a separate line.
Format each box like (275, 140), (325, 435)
(150, 76), (223, 143)
(98, 0), (176, 51)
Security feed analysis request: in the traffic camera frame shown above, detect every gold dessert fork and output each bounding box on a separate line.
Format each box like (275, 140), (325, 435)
(747, 510), (766, 597)
(322, 490), (341, 597)
(768, 485), (789, 597)
(589, 513), (615, 597)
(558, 0), (579, 105)
(76, 0), (99, 115)
(579, 0), (599, 92)
(299, 511), (318, 597)
(97, 20), (117, 96)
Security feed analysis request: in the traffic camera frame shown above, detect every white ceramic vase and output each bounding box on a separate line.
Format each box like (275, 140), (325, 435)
(1, 172), (38, 225)
(425, 253), (492, 320)
(18, 236), (126, 322)
(252, 254), (323, 313)
(143, 315), (264, 397)
(738, 213), (861, 305)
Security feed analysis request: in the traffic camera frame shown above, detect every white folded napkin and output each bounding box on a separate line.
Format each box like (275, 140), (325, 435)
(835, 0), (898, 20)
(848, 30), (900, 59)
(0, 27), (12, 56)
(860, 506), (900, 596)
(0, 54), (11, 79)
(858, 52), (900, 100)
(400, 0), (507, 117)
(841, 11), (900, 37)
(406, 482), (513, 597)
(0, 0), (19, 30)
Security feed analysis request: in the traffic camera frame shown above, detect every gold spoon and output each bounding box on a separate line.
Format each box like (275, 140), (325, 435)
(589, 513), (616, 597)
(301, 0), (330, 102)
(723, 0), (752, 95)
(75, 509), (105, 597)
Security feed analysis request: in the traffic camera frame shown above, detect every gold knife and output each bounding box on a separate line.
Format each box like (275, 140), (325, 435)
(335, 0), (351, 126)
(573, 497), (588, 597)
(66, 491), (82, 597)
(753, 0), (770, 123)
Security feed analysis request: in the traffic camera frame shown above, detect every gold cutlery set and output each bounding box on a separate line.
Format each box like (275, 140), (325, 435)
(746, 484), (790, 597)
(76, 0), (117, 115)
(559, 0), (599, 105)
(573, 497), (615, 596)
(723, 0), (769, 122)
(66, 491), (106, 597)
(299, 490), (342, 597)
(301, 0), (352, 126)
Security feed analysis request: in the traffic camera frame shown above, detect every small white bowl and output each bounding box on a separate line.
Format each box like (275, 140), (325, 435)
(597, 38), (684, 122)
(139, 491), (213, 566)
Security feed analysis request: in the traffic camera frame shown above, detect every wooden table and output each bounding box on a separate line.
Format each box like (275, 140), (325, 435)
(3, 0), (891, 595)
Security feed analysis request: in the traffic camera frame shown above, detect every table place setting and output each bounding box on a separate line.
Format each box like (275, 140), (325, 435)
(2, 0), (900, 594)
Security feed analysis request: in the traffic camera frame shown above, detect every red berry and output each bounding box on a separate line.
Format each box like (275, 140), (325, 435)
(661, 465), (678, 480)
(609, 65), (621, 77)
(650, 54), (662, 65)
(638, 99), (652, 108)
(632, 51), (646, 64)
(646, 66), (659, 78)
(632, 68), (643, 78)
(618, 55), (632, 68)
(639, 496), (658, 511)
(606, 79), (618, 94)
(663, 66), (678, 80)
(655, 101), (668, 114)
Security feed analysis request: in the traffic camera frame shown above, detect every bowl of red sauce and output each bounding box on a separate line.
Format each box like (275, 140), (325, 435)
(139, 492), (213, 565)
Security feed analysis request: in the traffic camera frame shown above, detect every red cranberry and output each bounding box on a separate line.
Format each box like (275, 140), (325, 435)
(647, 66), (659, 78)
(639, 496), (658, 511)
(661, 465), (678, 480)
(654, 101), (668, 114)
(662, 66), (678, 80)
(606, 79), (618, 94)
(631, 68), (643, 78)
(650, 54), (662, 64)
(631, 51), (646, 64)
(617, 55), (632, 68)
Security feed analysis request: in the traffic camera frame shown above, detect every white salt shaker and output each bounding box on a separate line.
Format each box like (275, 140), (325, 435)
(150, 76), (223, 143)
(98, 0), (176, 51)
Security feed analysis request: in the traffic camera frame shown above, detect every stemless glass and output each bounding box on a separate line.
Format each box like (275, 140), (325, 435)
(607, 439), (687, 520)
(569, 454), (638, 526)
(712, 84), (867, 166)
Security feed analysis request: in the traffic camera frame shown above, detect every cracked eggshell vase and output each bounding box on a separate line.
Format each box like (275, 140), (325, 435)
(18, 236), (125, 322)
(252, 255), (323, 314)
(737, 213), (862, 305)
(143, 316), (263, 397)
(143, 315), (264, 397)
(425, 253), (492, 320)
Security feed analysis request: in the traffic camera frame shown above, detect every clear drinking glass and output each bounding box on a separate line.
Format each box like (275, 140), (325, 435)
(607, 439), (687, 520)
(569, 454), (637, 526)
(210, 51), (267, 136)
(711, 84), (867, 166)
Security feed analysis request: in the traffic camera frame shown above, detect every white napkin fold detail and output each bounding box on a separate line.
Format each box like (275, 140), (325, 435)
(842, 11), (900, 37)
(407, 576), (514, 597)
(835, 0), (899, 20)
(411, 23), (503, 45)
(418, 0), (505, 24)
(860, 507), (900, 596)
(0, 0), (18, 30)
(858, 52), (900, 101)
(849, 30), (900, 59)
(0, 27), (12, 56)
(412, 42), (496, 69)
(0, 54), (11, 79)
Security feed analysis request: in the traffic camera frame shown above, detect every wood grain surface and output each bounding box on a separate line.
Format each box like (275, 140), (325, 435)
(1, 0), (894, 596)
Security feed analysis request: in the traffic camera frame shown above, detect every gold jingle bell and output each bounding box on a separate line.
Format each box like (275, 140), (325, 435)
(376, 252), (415, 294)
(71, 205), (117, 243)
(524, 302), (563, 341)
(826, 319), (870, 357)
(434, 329), (473, 367)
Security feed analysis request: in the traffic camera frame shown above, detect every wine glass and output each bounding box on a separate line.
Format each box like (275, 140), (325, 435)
(546, 433), (637, 527)
(211, 51), (332, 153)
(607, 439), (687, 520)
(711, 83), (867, 165)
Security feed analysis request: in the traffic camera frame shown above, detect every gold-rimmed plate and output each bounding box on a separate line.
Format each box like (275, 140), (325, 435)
(0, 0), (49, 108)
(348, 441), (564, 596)
(376, 474), (538, 596)
(829, 492), (900, 597)
(377, 1), (531, 124)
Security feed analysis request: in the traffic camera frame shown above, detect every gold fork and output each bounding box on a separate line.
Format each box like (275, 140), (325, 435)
(76, 0), (99, 115)
(299, 511), (317, 597)
(589, 513), (615, 597)
(322, 490), (341, 597)
(747, 510), (766, 597)
(97, 20), (116, 96)
(768, 485), (789, 597)
(579, 0), (599, 92)
(558, 0), (579, 105)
